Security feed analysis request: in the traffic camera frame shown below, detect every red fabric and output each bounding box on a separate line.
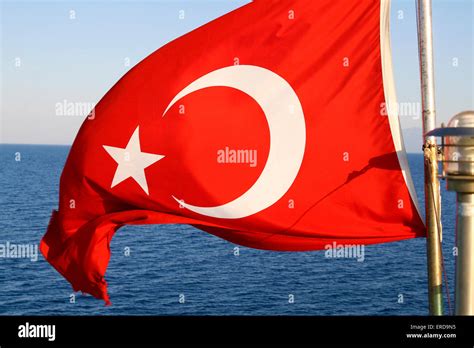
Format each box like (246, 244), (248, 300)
(41, 0), (425, 304)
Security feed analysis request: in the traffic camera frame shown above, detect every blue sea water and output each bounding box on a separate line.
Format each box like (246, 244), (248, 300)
(0, 144), (456, 315)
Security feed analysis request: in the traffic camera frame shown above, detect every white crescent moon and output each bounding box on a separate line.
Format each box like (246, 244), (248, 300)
(163, 65), (306, 219)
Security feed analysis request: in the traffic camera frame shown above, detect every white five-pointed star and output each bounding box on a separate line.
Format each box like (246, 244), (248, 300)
(103, 127), (164, 195)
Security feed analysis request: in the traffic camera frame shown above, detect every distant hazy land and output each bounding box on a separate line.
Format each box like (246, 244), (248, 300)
(402, 127), (423, 154)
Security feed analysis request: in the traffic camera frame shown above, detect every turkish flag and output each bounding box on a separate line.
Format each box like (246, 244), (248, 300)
(41, 0), (425, 304)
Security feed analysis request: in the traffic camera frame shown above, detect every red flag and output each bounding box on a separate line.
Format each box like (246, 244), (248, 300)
(41, 0), (425, 304)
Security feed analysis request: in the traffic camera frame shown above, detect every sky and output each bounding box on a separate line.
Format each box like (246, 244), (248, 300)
(1, 0), (473, 151)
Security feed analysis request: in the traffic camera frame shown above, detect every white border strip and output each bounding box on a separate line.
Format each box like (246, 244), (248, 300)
(380, 0), (423, 219)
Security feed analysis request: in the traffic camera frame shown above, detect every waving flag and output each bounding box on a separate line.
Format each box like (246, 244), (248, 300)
(41, 0), (425, 304)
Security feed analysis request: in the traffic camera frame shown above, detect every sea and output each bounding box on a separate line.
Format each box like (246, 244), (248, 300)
(0, 144), (457, 315)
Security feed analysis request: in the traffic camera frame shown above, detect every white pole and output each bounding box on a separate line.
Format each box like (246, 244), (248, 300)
(416, 0), (444, 315)
(455, 192), (474, 314)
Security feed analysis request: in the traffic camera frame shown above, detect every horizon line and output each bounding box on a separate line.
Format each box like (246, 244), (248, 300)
(0, 142), (424, 154)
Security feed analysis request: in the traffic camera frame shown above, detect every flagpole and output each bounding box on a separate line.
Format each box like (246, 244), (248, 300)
(416, 0), (444, 315)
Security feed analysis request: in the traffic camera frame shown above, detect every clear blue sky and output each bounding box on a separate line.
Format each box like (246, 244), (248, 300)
(1, 0), (473, 148)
